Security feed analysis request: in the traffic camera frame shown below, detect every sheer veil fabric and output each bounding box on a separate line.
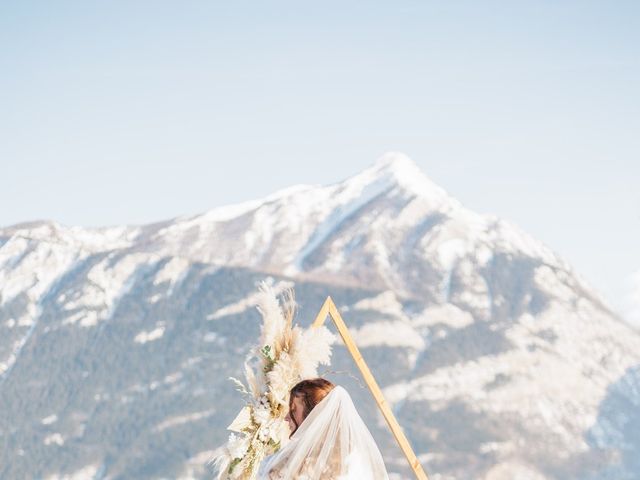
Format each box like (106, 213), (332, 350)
(257, 385), (389, 479)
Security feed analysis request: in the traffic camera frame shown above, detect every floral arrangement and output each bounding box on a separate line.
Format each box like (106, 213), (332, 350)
(212, 281), (334, 480)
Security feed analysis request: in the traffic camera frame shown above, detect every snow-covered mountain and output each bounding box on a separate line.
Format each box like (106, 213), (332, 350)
(1, 153), (639, 479)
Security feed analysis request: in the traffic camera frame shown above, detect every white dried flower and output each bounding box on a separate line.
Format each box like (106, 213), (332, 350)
(256, 281), (286, 350)
(292, 325), (335, 378)
(213, 285), (334, 480)
(267, 352), (298, 407)
(227, 432), (249, 459)
(253, 403), (271, 426)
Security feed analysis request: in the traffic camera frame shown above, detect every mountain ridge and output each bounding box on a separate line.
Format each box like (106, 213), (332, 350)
(0, 154), (595, 297)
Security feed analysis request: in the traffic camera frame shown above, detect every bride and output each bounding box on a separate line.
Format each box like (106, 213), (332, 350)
(258, 378), (390, 479)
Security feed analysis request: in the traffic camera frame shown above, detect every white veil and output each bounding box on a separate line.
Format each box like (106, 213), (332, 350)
(258, 385), (389, 480)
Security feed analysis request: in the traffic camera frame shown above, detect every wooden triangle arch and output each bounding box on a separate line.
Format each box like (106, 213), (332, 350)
(312, 296), (429, 480)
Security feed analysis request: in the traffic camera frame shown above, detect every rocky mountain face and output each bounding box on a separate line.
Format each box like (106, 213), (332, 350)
(1, 153), (639, 480)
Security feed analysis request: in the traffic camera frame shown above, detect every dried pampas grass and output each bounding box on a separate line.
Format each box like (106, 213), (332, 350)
(212, 281), (335, 480)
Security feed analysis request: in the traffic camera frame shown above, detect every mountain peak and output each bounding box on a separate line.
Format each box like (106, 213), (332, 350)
(373, 151), (418, 171)
(351, 152), (451, 205)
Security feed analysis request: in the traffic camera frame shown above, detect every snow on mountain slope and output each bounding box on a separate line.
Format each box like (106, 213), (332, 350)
(1, 153), (639, 479)
(623, 269), (640, 329)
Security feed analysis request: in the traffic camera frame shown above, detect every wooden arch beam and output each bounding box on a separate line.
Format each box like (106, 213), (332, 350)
(312, 295), (429, 480)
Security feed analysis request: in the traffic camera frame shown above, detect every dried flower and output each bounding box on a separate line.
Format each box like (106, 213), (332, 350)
(211, 282), (334, 480)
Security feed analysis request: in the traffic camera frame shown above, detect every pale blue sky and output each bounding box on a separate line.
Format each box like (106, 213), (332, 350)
(1, 1), (638, 316)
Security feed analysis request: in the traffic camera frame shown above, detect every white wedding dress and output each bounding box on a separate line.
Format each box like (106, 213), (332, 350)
(257, 385), (389, 479)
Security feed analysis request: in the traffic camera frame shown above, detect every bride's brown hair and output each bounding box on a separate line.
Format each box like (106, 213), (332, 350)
(288, 378), (335, 436)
